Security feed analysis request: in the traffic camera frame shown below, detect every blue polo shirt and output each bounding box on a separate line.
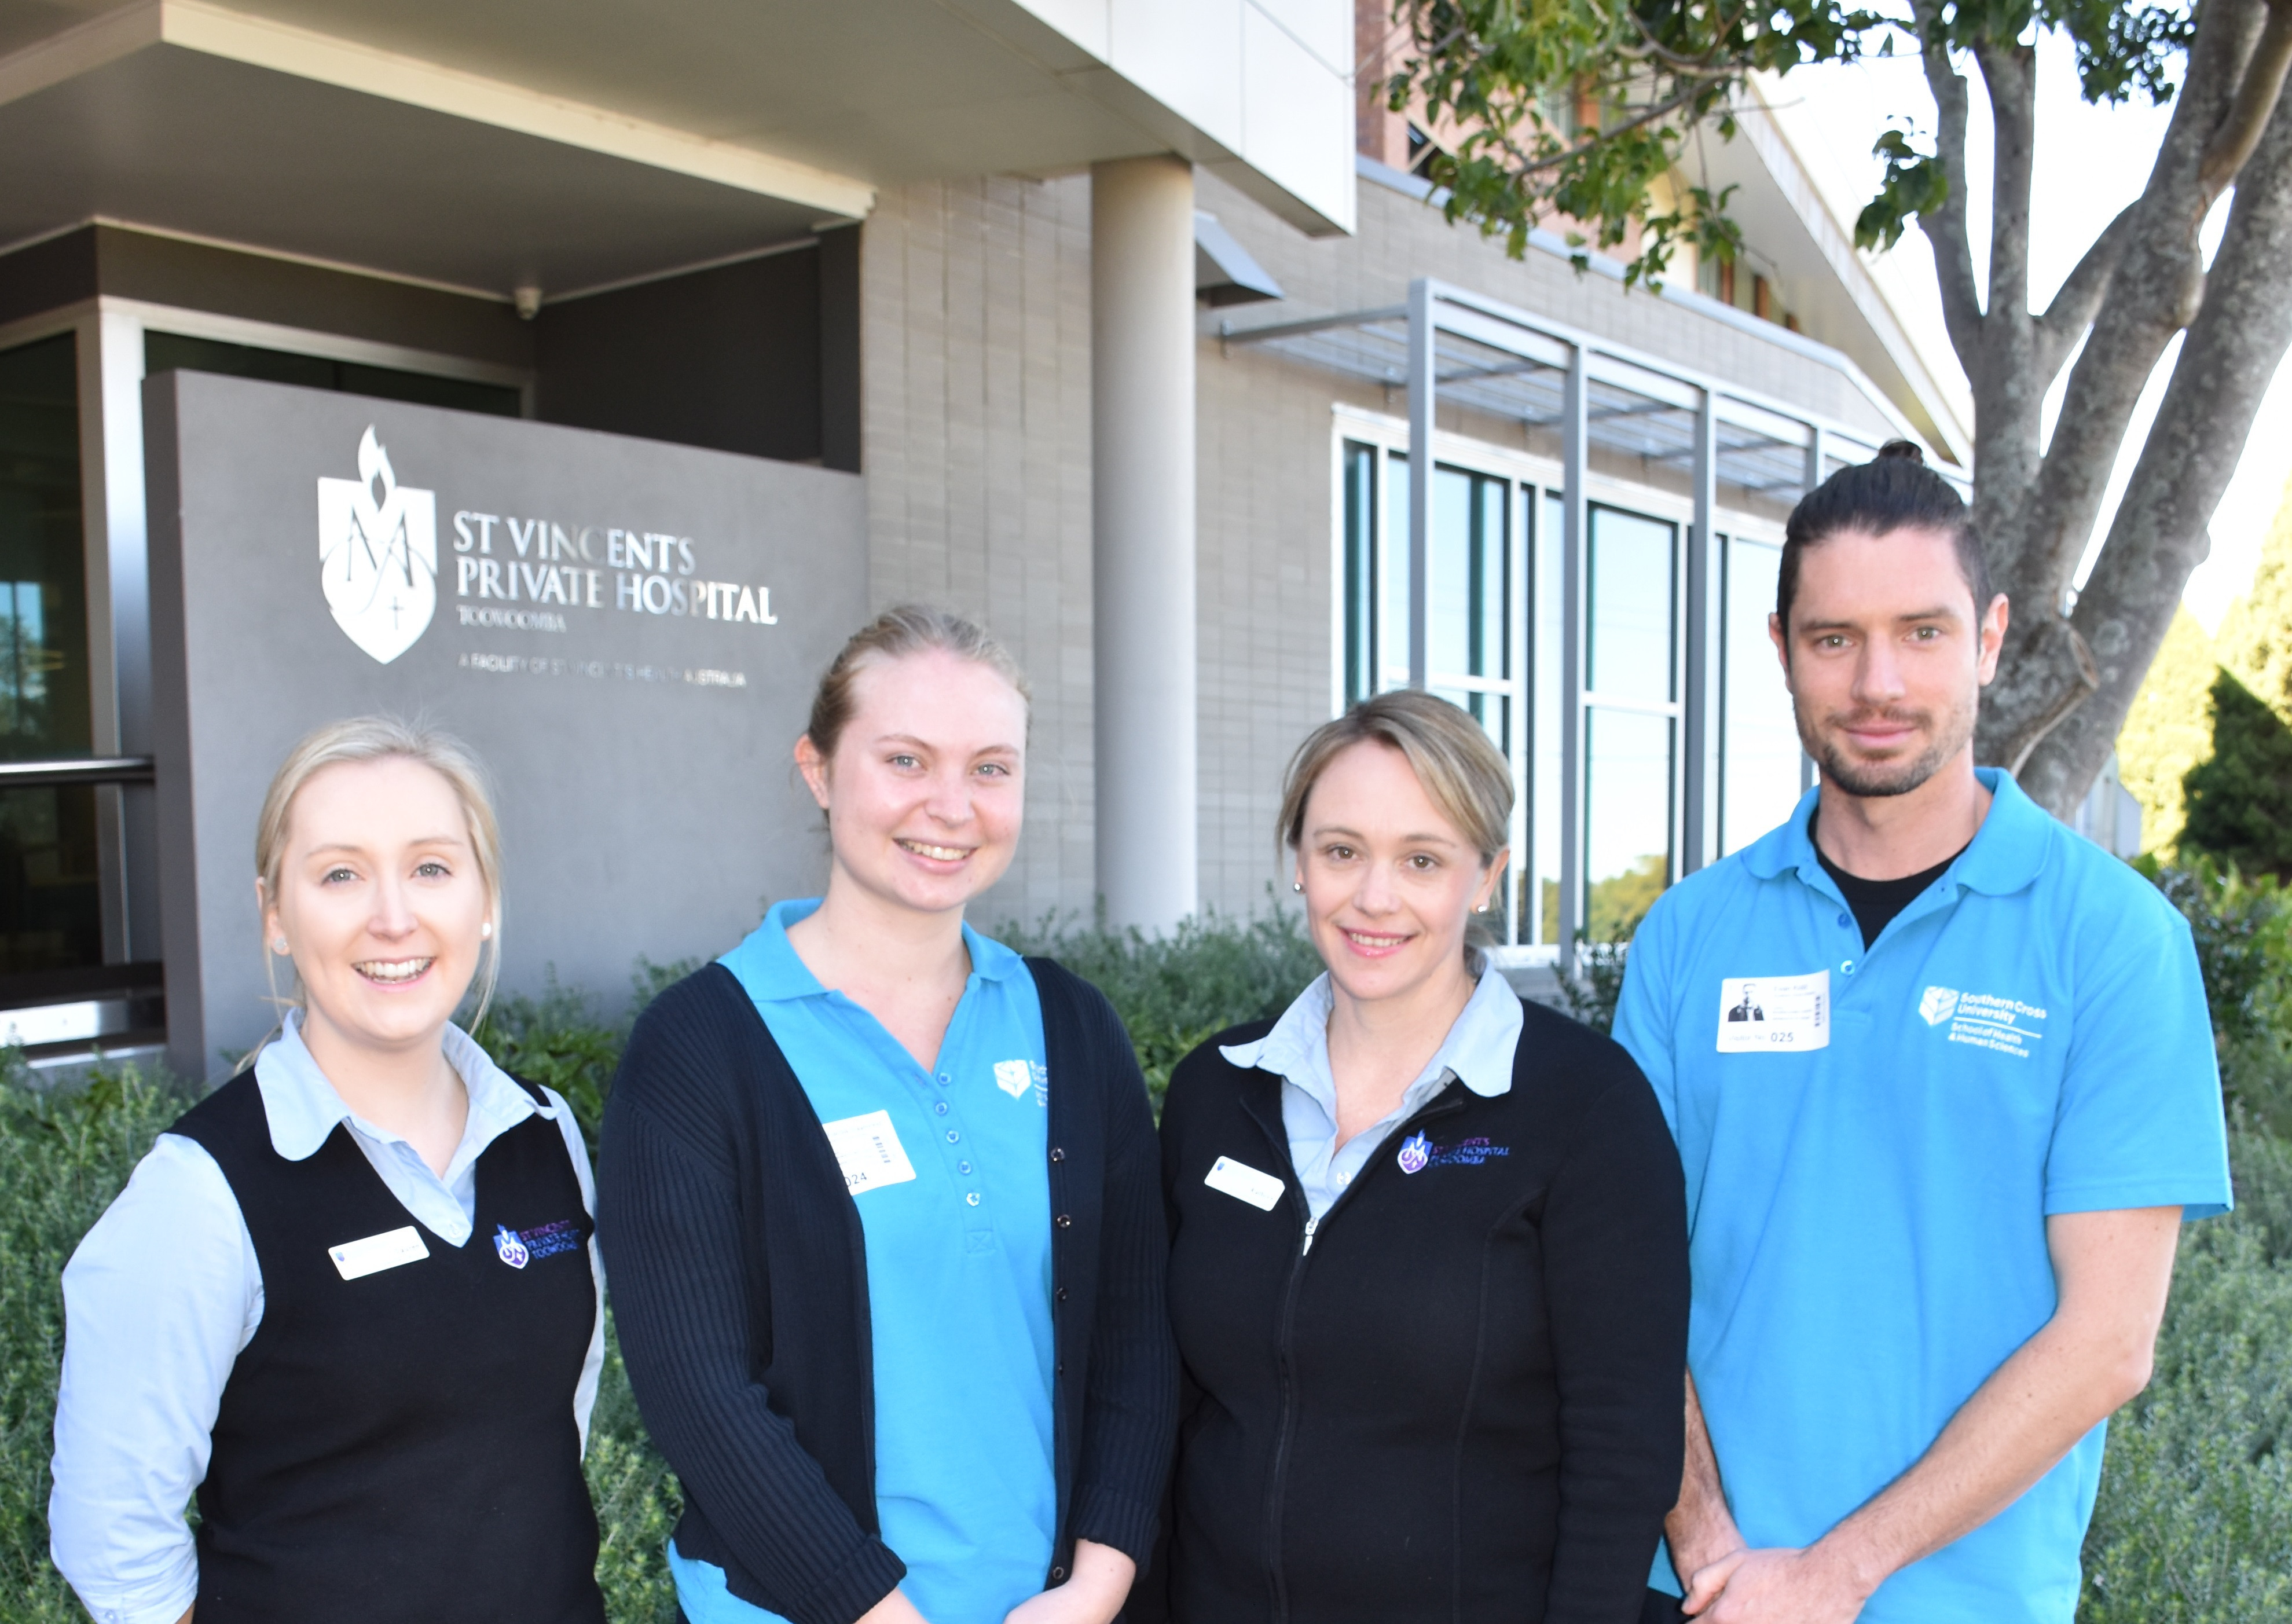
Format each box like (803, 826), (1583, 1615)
(1615, 769), (2229, 1624)
(673, 900), (1056, 1624)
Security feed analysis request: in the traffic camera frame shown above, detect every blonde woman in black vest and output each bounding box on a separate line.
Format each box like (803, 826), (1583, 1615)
(50, 718), (606, 1624)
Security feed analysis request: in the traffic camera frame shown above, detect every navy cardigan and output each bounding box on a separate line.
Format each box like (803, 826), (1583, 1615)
(597, 958), (1176, 1624)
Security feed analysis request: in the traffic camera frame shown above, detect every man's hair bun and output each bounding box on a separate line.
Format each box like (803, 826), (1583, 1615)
(1876, 439), (1926, 465)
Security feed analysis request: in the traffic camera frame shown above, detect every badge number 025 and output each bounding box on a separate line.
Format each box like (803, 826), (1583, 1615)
(1715, 970), (1830, 1053)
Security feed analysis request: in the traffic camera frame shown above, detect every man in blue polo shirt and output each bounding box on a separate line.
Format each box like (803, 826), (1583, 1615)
(1615, 442), (2231, 1624)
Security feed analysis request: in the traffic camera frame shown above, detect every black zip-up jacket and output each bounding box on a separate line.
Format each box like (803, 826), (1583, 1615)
(597, 959), (1178, 1624)
(1146, 996), (1688, 1624)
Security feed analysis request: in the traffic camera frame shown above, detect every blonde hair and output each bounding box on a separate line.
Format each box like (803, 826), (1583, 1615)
(1278, 691), (1513, 864)
(255, 716), (506, 1031)
(805, 604), (1031, 760)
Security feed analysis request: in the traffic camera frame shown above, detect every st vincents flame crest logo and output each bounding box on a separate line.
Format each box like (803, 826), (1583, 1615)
(316, 426), (437, 663)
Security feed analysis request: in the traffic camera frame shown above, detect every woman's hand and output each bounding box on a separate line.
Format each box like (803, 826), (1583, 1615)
(858, 1587), (933, 1624)
(1001, 1538), (1135, 1624)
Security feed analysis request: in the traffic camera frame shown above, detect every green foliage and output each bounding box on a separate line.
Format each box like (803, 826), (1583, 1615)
(0, 1058), (195, 1622)
(2181, 672), (2292, 882)
(993, 903), (1325, 1107)
(1587, 852), (1666, 943)
(1558, 933), (1630, 1034)
(2080, 1134), (2292, 1623)
(585, 1313), (681, 1624)
(2115, 608), (2217, 856)
(2138, 856), (2292, 1137)
(1387, 0), (2198, 287)
(474, 956), (696, 1147)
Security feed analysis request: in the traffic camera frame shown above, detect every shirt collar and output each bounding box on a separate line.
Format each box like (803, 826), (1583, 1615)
(718, 897), (1024, 1007)
(1220, 961), (1523, 1101)
(251, 1009), (549, 1163)
(1742, 767), (2049, 899)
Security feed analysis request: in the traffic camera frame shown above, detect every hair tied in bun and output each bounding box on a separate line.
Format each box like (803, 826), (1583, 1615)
(1877, 439), (1926, 465)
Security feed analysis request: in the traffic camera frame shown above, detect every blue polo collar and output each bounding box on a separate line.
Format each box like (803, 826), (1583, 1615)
(720, 897), (1024, 1005)
(1742, 767), (2050, 900)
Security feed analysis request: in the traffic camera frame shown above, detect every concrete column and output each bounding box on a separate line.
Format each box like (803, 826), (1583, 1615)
(1091, 155), (1198, 932)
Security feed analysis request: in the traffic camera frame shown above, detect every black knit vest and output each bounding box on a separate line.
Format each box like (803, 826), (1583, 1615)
(170, 1072), (606, 1623)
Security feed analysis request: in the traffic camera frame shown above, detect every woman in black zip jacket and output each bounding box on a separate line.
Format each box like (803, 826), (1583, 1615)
(1148, 691), (1689, 1624)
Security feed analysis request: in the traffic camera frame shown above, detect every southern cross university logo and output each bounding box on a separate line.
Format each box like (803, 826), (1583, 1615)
(1919, 986), (1961, 1027)
(317, 426), (437, 663)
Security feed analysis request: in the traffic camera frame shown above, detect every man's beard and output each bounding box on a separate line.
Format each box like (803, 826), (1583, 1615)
(1796, 693), (1977, 798)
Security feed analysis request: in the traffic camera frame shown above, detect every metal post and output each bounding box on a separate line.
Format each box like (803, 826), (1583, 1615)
(1799, 423), (1825, 795)
(1681, 387), (1721, 871)
(1406, 279), (1435, 691)
(1557, 342), (1587, 975)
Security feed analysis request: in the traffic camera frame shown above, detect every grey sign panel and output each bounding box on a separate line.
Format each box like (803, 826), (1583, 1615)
(145, 370), (866, 1080)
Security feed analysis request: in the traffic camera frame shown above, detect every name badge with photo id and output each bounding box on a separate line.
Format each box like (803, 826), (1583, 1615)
(329, 1225), (430, 1281)
(1715, 970), (1831, 1053)
(1204, 1154), (1287, 1211)
(822, 1109), (919, 1195)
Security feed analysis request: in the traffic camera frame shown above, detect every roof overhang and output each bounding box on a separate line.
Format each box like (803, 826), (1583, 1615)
(0, 0), (1354, 305)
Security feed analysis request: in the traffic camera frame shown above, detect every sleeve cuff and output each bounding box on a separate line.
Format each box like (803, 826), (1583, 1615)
(1070, 1484), (1161, 1567)
(766, 1535), (907, 1624)
(2044, 1179), (2234, 1219)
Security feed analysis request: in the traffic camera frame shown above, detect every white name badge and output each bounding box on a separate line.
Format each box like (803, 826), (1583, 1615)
(329, 1225), (430, 1281)
(1204, 1154), (1286, 1211)
(1715, 970), (1831, 1053)
(822, 1110), (919, 1195)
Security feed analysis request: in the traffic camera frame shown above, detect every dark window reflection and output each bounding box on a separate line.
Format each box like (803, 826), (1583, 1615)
(0, 333), (102, 974)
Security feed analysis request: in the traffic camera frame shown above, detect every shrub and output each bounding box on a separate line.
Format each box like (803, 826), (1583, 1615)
(0, 1060), (192, 1622)
(992, 903), (1325, 1106)
(2140, 857), (2292, 1138)
(2080, 1133), (2292, 1623)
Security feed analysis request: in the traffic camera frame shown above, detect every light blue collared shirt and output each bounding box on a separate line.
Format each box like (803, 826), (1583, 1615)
(676, 900), (1057, 1624)
(1223, 961), (1525, 1221)
(49, 1014), (604, 1624)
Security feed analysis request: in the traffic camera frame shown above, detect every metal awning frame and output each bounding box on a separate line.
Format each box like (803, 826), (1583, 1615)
(1223, 276), (1948, 970)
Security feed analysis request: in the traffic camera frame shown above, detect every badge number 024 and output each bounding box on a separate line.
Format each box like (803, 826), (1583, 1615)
(1715, 970), (1830, 1053)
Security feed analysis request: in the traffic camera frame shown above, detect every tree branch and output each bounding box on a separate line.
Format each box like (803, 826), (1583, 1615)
(2199, 0), (2292, 196)
(1975, 40), (2038, 345)
(2034, 203), (2141, 377)
(1913, 5), (1985, 364)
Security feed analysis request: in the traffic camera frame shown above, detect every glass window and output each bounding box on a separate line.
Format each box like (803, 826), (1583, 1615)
(1428, 468), (1507, 684)
(0, 333), (102, 974)
(1585, 709), (1674, 941)
(1721, 537), (1803, 853)
(145, 332), (522, 418)
(1580, 503), (1678, 940)
(1342, 442), (1377, 705)
(1587, 505), (1676, 703)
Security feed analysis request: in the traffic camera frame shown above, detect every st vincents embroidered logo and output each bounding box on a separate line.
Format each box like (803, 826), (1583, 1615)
(317, 425), (437, 663)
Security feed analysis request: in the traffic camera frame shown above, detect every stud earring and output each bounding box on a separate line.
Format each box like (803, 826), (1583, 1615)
(481, 920), (493, 940)
(1474, 902), (1490, 914)
(272, 936), (289, 954)
(1291, 878), (1303, 892)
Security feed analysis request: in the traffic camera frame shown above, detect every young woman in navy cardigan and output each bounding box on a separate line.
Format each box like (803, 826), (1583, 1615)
(600, 607), (1175, 1624)
(1148, 692), (1689, 1624)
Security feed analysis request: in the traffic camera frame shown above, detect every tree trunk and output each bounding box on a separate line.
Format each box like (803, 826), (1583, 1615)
(2019, 82), (2292, 814)
(1953, 0), (2292, 806)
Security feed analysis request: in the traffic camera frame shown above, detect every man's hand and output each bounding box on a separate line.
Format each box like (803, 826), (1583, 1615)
(1001, 1538), (1135, 1624)
(1682, 1545), (1872, 1623)
(1667, 1372), (1744, 1583)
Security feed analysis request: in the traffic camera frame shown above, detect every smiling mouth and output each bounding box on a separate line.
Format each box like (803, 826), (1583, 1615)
(1341, 928), (1411, 952)
(896, 838), (971, 863)
(355, 957), (434, 985)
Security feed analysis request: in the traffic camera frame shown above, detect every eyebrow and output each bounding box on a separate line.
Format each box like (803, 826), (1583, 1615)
(1798, 605), (1963, 632)
(305, 836), (468, 856)
(873, 734), (1022, 754)
(1310, 824), (1462, 846)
